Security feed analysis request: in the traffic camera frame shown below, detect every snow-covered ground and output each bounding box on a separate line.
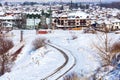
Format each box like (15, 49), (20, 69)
(0, 30), (120, 80)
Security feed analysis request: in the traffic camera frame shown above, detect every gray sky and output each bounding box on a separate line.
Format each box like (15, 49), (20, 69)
(3, 0), (119, 2)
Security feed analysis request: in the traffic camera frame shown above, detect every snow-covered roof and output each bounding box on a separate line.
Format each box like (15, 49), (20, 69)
(104, 20), (112, 24)
(57, 13), (67, 18)
(23, 12), (41, 14)
(68, 11), (88, 19)
(0, 15), (19, 20)
(61, 14), (67, 17)
(112, 19), (120, 23)
(96, 20), (104, 24)
(0, 12), (5, 15)
(52, 13), (58, 17)
(95, 20), (112, 25)
(12, 11), (22, 14)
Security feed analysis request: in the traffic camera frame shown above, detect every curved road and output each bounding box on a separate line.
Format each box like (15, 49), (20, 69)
(42, 43), (76, 80)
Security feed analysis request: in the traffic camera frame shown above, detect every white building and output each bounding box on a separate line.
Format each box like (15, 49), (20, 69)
(26, 18), (40, 29)
(112, 19), (120, 30)
(24, 12), (41, 29)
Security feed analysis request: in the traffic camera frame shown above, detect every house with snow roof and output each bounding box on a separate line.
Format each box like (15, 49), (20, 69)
(112, 19), (120, 30)
(91, 18), (120, 32)
(0, 11), (22, 30)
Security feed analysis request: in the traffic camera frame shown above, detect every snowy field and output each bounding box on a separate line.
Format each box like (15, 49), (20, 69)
(0, 30), (120, 80)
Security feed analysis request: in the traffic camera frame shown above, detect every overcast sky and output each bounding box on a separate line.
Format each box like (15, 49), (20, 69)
(2, 0), (119, 2)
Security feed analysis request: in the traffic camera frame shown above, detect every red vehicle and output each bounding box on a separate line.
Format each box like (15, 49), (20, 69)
(37, 29), (51, 34)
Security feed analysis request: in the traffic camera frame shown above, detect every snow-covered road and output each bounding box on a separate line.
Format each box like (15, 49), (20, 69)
(43, 43), (76, 80)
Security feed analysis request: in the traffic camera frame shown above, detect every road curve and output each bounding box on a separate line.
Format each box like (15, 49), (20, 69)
(42, 43), (76, 80)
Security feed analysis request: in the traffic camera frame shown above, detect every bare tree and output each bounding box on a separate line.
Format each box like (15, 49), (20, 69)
(92, 31), (120, 80)
(0, 37), (14, 76)
(93, 32), (113, 66)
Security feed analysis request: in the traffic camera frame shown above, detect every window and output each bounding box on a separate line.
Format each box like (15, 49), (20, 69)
(72, 16), (75, 18)
(76, 16), (79, 18)
(61, 20), (64, 25)
(76, 19), (79, 21)
(76, 23), (79, 25)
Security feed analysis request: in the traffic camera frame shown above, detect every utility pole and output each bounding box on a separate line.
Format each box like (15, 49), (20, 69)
(20, 30), (23, 42)
(49, 2), (52, 30)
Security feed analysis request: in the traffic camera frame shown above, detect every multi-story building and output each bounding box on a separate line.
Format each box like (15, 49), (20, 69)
(55, 11), (90, 30)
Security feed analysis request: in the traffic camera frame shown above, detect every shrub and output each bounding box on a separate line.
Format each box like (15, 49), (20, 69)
(0, 37), (14, 76)
(63, 72), (89, 80)
(32, 37), (46, 50)
(72, 35), (78, 40)
(109, 41), (120, 66)
(110, 41), (120, 53)
(0, 38), (14, 54)
(63, 72), (80, 80)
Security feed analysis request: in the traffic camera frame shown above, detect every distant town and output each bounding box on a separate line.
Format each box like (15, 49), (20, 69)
(0, 1), (120, 80)
(0, 1), (120, 33)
